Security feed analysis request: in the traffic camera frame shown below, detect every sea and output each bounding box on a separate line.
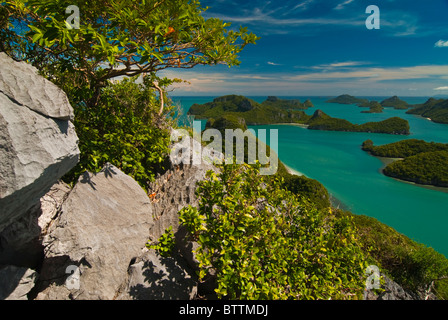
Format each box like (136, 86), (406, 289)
(171, 96), (448, 258)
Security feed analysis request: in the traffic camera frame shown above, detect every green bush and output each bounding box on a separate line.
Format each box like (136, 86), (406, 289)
(63, 77), (171, 190)
(179, 163), (369, 300)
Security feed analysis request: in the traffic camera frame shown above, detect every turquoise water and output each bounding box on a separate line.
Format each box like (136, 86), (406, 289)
(172, 96), (448, 257)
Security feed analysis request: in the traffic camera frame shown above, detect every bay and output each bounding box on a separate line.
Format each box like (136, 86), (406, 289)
(172, 96), (448, 258)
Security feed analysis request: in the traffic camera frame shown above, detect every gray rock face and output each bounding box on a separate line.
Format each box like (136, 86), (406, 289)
(0, 53), (79, 233)
(0, 265), (37, 300)
(116, 249), (198, 300)
(36, 164), (155, 300)
(0, 53), (74, 120)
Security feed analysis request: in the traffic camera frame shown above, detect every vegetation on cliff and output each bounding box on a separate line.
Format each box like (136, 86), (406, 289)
(179, 163), (369, 300)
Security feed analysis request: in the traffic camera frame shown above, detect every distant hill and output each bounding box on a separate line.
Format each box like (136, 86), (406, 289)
(380, 96), (410, 110)
(308, 110), (410, 135)
(326, 94), (369, 105)
(406, 98), (448, 124)
(188, 95), (311, 125)
(359, 101), (384, 113)
(189, 95), (410, 135)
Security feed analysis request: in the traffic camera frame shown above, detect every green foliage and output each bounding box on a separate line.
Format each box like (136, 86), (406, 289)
(362, 139), (448, 158)
(359, 101), (383, 114)
(380, 96), (410, 110)
(146, 226), (175, 257)
(205, 114), (248, 132)
(351, 214), (448, 296)
(383, 151), (448, 187)
(3, 0), (258, 108)
(179, 163), (369, 300)
(326, 94), (369, 105)
(189, 95), (310, 125)
(261, 96), (312, 110)
(63, 76), (171, 190)
(281, 173), (331, 210)
(308, 111), (410, 135)
(407, 98), (448, 124)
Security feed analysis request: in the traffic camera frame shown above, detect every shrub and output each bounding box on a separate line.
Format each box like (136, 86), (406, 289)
(63, 77), (171, 190)
(179, 163), (369, 300)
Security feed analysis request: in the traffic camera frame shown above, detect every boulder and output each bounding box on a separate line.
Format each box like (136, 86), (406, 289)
(35, 164), (154, 300)
(0, 52), (79, 234)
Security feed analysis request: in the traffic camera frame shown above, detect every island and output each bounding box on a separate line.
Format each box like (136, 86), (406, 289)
(188, 95), (310, 125)
(406, 98), (448, 124)
(358, 101), (384, 113)
(326, 94), (369, 105)
(189, 95), (411, 135)
(308, 110), (410, 135)
(362, 139), (448, 187)
(380, 96), (410, 110)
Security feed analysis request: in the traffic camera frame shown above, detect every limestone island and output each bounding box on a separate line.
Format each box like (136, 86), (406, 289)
(189, 95), (410, 135)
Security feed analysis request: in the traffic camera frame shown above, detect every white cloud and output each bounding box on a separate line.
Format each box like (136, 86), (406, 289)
(434, 86), (448, 90)
(267, 61), (282, 66)
(334, 0), (355, 11)
(435, 40), (448, 48)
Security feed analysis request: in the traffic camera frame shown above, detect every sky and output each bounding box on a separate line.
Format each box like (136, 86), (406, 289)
(163, 0), (448, 97)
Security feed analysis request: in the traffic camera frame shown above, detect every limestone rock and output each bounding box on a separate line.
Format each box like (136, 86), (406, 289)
(116, 249), (197, 300)
(0, 53), (73, 120)
(35, 164), (154, 300)
(0, 265), (37, 300)
(0, 180), (71, 269)
(0, 53), (79, 234)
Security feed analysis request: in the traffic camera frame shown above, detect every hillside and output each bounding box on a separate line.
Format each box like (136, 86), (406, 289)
(380, 96), (410, 110)
(307, 110), (410, 135)
(406, 98), (448, 124)
(383, 151), (448, 187)
(362, 139), (448, 188)
(188, 95), (310, 125)
(190, 95), (410, 135)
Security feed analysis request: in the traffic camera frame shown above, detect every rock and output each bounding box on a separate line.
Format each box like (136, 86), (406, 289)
(0, 265), (37, 300)
(0, 53), (74, 120)
(35, 164), (154, 300)
(0, 181), (71, 269)
(0, 52), (79, 234)
(116, 249), (197, 300)
(364, 274), (415, 300)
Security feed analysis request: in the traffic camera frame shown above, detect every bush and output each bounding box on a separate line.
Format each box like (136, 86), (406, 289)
(63, 77), (172, 190)
(179, 163), (369, 300)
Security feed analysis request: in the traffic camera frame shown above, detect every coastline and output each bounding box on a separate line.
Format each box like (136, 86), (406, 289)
(275, 123), (309, 128)
(283, 163), (304, 176)
(375, 156), (448, 193)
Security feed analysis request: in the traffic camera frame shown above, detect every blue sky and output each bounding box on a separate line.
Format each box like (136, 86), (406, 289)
(165, 0), (448, 97)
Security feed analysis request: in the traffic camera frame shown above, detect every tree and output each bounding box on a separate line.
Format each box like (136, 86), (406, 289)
(2, 0), (259, 109)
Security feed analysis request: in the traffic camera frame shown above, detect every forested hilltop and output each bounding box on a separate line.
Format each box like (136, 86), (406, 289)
(190, 95), (411, 135)
(406, 98), (448, 124)
(362, 139), (448, 187)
